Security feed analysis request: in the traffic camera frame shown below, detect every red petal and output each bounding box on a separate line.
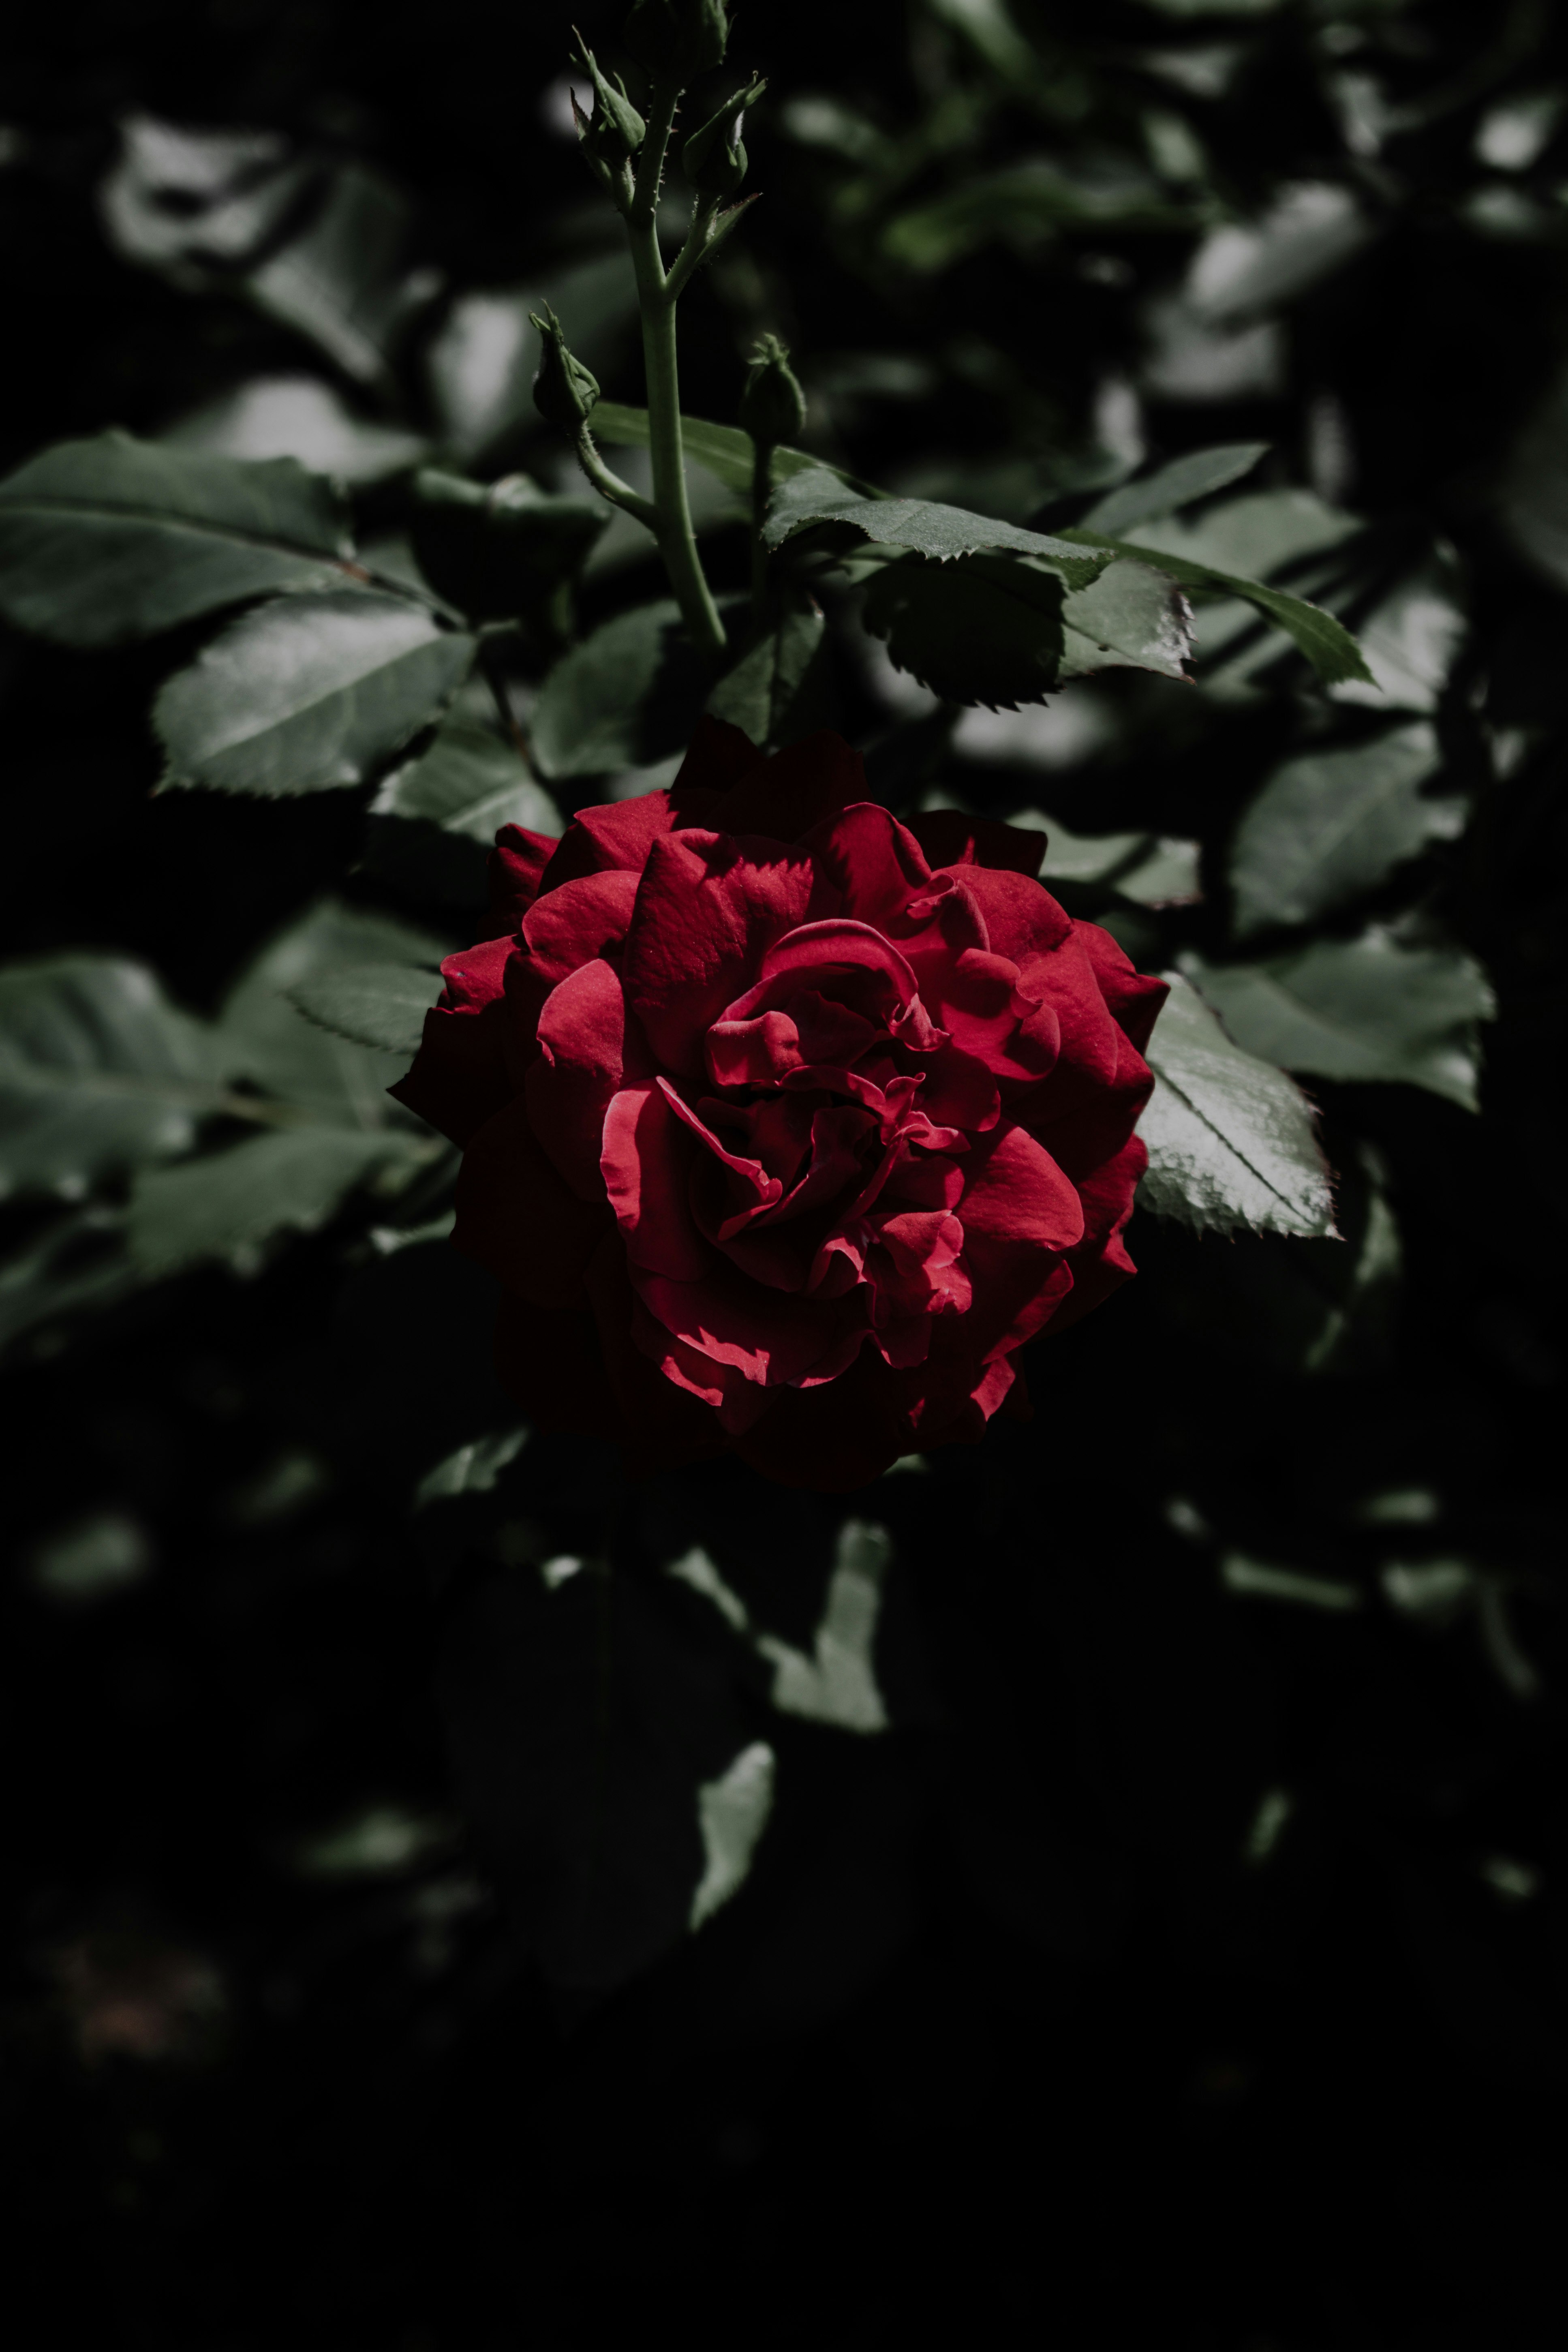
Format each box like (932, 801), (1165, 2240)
(536, 793), (679, 893)
(669, 712), (764, 796)
(716, 730), (869, 841)
(486, 824), (557, 934)
(526, 959), (648, 1200)
(622, 830), (817, 1076)
(798, 802), (934, 931)
(906, 809), (1046, 880)
(600, 1080), (713, 1280)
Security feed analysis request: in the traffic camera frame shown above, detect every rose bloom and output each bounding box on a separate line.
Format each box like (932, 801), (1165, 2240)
(393, 720), (1166, 1490)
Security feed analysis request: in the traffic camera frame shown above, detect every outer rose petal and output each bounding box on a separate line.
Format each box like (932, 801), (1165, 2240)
(1075, 920), (1170, 1055)
(389, 935), (514, 1145)
(906, 809), (1047, 880)
(521, 870), (640, 984)
(718, 730), (871, 841)
(535, 794), (680, 893)
(492, 1291), (614, 1434)
(601, 1081), (713, 1280)
(622, 830), (818, 1075)
(453, 1096), (611, 1310)
(486, 824), (557, 935)
(669, 713), (765, 797)
(527, 959), (650, 1200)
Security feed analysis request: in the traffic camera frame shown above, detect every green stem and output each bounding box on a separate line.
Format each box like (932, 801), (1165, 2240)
(572, 429), (658, 529)
(624, 78), (728, 663)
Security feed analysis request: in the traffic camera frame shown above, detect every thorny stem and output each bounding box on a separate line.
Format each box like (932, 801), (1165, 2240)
(611, 76), (729, 662)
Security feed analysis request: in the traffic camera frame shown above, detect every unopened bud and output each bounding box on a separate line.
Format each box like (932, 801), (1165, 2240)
(530, 304), (600, 432)
(683, 75), (765, 197)
(738, 334), (807, 448)
(571, 32), (645, 163)
(622, 0), (728, 81)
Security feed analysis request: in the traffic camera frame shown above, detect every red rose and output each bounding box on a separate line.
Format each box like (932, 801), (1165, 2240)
(392, 720), (1166, 1490)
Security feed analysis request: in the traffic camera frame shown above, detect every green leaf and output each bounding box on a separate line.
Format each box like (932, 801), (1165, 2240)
(766, 466), (1112, 586)
(0, 955), (229, 1198)
(531, 599), (709, 777)
(0, 432), (353, 647)
(373, 713), (559, 840)
(1010, 813), (1202, 904)
(881, 159), (1190, 274)
(1185, 181), (1375, 323)
(220, 900), (448, 1121)
(0, 1208), (142, 1360)
(1186, 934), (1493, 1108)
(1138, 972), (1335, 1238)
(755, 1519), (893, 1735)
(128, 1126), (419, 1273)
(594, 402), (865, 500)
(706, 606), (833, 747)
(366, 712), (562, 904)
(1061, 522), (1372, 686)
(1080, 441), (1269, 535)
(1230, 721), (1464, 937)
(1058, 556), (1194, 679)
(1328, 564), (1467, 714)
(862, 553), (1065, 707)
(243, 163), (432, 388)
(1109, 486), (1360, 580)
(161, 375), (430, 484)
(154, 590), (475, 797)
(289, 961), (444, 1056)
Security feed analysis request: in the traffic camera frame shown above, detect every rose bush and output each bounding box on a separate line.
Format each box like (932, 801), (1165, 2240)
(393, 719), (1167, 1488)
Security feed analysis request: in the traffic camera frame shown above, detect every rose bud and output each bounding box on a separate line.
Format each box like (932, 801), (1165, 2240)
(682, 76), (766, 197)
(392, 720), (1169, 1492)
(570, 35), (646, 167)
(529, 304), (601, 433)
(738, 334), (807, 448)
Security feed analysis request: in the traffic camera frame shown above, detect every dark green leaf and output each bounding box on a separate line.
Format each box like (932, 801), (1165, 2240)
(0, 432), (352, 648)
(0, 1208), (141, 1361)
(594, 402), (865, 499)
(1080, 442), (1269, 535)
(409, 470), (609, 621)
(1230, 721), (1464, 937)
(768, 467), (1111, 586)
(1328, 564), (1465, 715)
(706, 606), (834, 747)
(1138, 972), (1335, 1238)
(220, 900), (448, 1120)
(289, 962), (444, 1056)
(0, 955), (228, 1197)
(128, 1127), (421, 1273)
(862, 554), (1065, 707)
(366, 712), (562, 903)
(244, 164), (432, 388)
(1062, 520), (1372, 687)
(532, 599), (710, 777)
(1059, 557), (1194, 679)
(154, 591), (475, 797)
(1186, 934), (1493, 1108)
(440, 1560), (749, 1989)
(1499, 363), (1568, 589)
(881, 158), (1190, 274)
